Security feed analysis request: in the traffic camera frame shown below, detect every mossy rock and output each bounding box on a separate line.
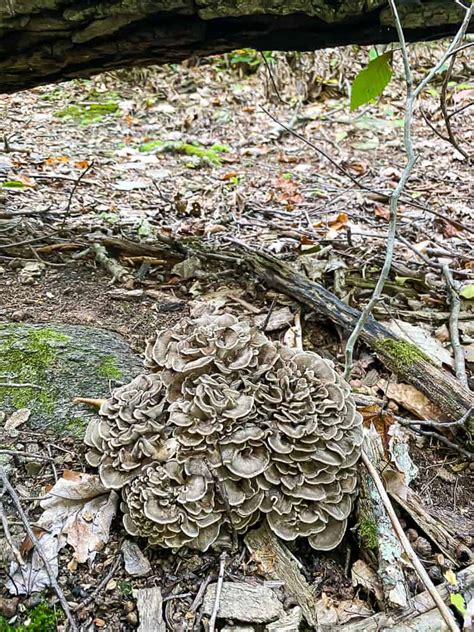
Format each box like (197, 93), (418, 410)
(0, 324), (142, 438)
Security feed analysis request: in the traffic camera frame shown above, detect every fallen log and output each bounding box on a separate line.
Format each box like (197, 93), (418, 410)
(224, 242), (474, 435)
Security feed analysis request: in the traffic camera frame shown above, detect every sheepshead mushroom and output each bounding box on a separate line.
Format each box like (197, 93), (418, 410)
(84, 373), (176, 489)
(86, 314), (363, 552)
(121, 459), (225, 551)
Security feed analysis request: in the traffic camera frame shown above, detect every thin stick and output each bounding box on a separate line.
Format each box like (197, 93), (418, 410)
(0, 497), (25, 566)
(73, 553), (121, 612)
(343, 0), (474, 379)
(0, 467), (78, 631)
(361, 452), (460, 632)
(0, 383), (42, 389)
(209, 552), (227, 632)
(443, 265), (469, 388)
(293, 310), (303, 351)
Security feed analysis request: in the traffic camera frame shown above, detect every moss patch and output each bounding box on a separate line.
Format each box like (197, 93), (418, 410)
(98, 355), (122, 380)
(0, 326), (70, 414)
(374, 337), (433, 371)
(138, 139), (230, 167)
(54, 102), (119, 125)
(358, 515), (378, 550)
(0, 602), (57, 631)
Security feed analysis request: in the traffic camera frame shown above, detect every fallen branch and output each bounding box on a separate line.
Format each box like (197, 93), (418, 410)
(361, 452), (459, 631)
(244, 523), (318, 628)
(214, 239), (474, 434)
(359, 429), (409, 608)
(0, 467), (78, 631)
(208, 551), (227, 632)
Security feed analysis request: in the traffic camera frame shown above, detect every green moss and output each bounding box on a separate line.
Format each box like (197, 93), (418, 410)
(0, 326), (70, 414)
(54, 102), (119, 125)
(1, 181), (25, 189)
(98, 355), (122, 380)
(0, 602), (57, 631)
(139, 139), (164, 152)
(138, 139), (229, 167)
(374, 337), (433, 371)
(359, 515), (378, 550)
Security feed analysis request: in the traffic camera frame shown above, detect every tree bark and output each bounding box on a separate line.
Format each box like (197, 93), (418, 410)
(0, 1), (470, 93)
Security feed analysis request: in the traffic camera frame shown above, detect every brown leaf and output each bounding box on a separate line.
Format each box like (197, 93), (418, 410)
(374, 202), (390, 220)
(383, 382), (445, 421)
(328, 212), (349, 231)
(360, 405), (394, 452)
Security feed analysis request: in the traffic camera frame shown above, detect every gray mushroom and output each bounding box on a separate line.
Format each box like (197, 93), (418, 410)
(85, 314), (363, 552)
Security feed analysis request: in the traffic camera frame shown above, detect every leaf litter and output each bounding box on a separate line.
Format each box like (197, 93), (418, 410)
(0, 43), (473, 630)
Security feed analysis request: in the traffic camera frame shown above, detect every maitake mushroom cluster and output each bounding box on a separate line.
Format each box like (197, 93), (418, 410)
(85, 313), (363, 551)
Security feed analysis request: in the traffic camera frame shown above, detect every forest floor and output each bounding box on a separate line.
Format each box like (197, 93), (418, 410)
(0, 43), (473, 631)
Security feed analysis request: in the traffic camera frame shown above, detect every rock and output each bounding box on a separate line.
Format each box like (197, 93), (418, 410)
(0, 324), (141, 437)
(202, 582), (284, 624)
(0, 596), (19, 618)
(122, 540), (151, 577)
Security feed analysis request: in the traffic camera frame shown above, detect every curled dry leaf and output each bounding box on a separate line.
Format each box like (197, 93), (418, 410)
(4, 408), (31, 431)
(7, 470), (117, 595)
(351, 559), (384, 601)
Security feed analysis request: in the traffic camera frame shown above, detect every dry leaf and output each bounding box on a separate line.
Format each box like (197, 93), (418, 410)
(351, 559), (383, 601)
(374, 202), (390, 220)
(7, 472), (118, 595)
(328, 212), (349, 231)
(383, 382), (445, 421)
(4, 408), (31, 431)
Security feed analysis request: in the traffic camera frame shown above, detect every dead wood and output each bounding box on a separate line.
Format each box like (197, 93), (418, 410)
(217, 242), (474, 435)
(244, 523), (318, 628)
(341, 562), (474, 631)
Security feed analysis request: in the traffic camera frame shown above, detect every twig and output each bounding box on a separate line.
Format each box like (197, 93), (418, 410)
(0, 450), (54, 462)
(343, 0), (474, 379)
(209, 552), (227, 632)
(361, 453), (460, 632)
(401, 424), (474, 460)
(72, 396), (106, 408)
(61, 161), (94, 229)
(0, 497), (25, 566)
(0, 382), (42, 389)
(443, 265), (469, 388)
(0, 467), (78, 631)
(439, 50), (471, 160)
(261, 298), (276, 331)
(293, 309), (303, 351)
(92, 243), (132, 284)
(73, 552), (121, 612)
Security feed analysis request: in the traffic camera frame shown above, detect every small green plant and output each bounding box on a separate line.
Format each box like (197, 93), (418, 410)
(222, 49), (273, 74)
(0, 602), (57, 631)
(350, 52), (393, 111)
(119, 580), (133, 596)
(138, 140), (229, 167)
(359, 515), (378, 550)
(54, 102), (119, 125)
(1, 181), (25, 189)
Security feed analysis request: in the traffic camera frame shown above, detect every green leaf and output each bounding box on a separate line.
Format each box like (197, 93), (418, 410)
(450, 592), (467, 616)
(350, 53), (393, 111)
(460, 284), (474, 300)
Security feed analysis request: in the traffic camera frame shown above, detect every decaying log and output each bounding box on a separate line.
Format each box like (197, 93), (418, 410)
(0, 1), (470, 94)
(225, 244), (474, 434)
(244, 523), (318, 628)
(358, 429), (410, 609)
(341, 563), (474, 631)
